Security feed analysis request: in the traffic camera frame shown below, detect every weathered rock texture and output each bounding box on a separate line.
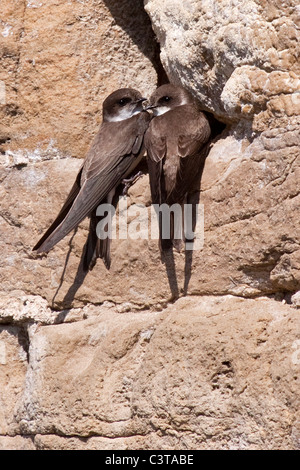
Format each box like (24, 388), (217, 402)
(1, 296), (299, 450)
(0, 0), (299, 450)
(0, 0), (158, 157)
(145, 0), (300, 126)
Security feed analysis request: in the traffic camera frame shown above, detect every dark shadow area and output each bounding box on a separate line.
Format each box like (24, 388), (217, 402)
(203, 112), (227, 140)
(182, 153), (207, 296)
(103, 0), (168, 86)
(17, 326), (30, 362)
(51, 228), (81, 309)
(161, 249), (180, 300)
(59, 251), (89, 310)
(183, 249), (194, 296)
(54, 308), (71, 324)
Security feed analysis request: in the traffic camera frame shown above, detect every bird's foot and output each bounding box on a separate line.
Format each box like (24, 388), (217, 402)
(122, 171), (144, 196)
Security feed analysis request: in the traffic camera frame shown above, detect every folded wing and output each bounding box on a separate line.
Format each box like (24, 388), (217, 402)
(34, 112), (150, 253)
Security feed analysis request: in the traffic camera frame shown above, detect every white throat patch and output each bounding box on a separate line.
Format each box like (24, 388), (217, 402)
(153, 106), (171, 116)
(106, 108), (140, 122)
(153, 97), (189, 116)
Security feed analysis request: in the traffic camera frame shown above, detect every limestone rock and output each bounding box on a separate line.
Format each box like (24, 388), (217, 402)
(144, 0), (300, 127)
(0, 325), (28, 436)
(1, 1), (299, 310)
(0, 436), (35, 450)
(2, 126), (299, 309)
(8, 297), (299, 450)
(0, 0), (158, 158)
(291, 291), (300, 309)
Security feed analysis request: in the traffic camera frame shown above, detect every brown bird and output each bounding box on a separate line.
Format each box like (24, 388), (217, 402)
(33, 88), (150, 270)
(144, 84), (211, 251)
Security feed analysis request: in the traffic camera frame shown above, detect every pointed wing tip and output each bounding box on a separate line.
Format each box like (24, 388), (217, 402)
(35, 247), (45, 254)
(103, 259), (111, 270)
(32, 238), (53, 254)
(32, 242), (43, 253)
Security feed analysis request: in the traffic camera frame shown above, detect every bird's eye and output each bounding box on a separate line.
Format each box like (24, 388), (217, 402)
(163, 96), (171, 102)
(118, 98), (130, 106)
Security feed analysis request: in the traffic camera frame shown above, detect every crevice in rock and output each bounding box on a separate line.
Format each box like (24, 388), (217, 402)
(0, 212), (22, 228)
(17, 325), (30, 363)
(211, 360), (235, 392)
(43, 291), (299, 319)
(0, 137), (11, 147)
(102, 0), (168, 87)
(204, 111), (227, 141)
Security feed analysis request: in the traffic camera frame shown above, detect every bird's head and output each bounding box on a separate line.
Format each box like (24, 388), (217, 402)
(103, 88), (147, 122)
(145, 84), (195, 116)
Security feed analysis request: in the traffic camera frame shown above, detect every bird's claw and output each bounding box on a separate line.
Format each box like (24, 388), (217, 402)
(122, 171), (144, 196)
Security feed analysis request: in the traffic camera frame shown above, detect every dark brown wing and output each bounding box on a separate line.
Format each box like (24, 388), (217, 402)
(167, 141), (211, 205)
(146, 105), (211, 204)
(81, 114), (149, 182)
(167, 108), (210, 204)
(144, 134), (166, 164)
(33, 167), (83, 250)
(34, 111), (150, 253)
(145, 120), (167, 205)
(82, 206), (112, 272)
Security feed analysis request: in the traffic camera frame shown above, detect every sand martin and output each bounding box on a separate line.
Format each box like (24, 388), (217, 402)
(34, 88), (150, 270)
(145, 84), (211, 250)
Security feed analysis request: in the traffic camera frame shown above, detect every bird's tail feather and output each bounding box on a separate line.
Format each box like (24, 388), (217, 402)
(82, 209), (111, 271)
(159, 210), (183, 252)
(33, 169), (82, 252)
(99, 237), (111, 270)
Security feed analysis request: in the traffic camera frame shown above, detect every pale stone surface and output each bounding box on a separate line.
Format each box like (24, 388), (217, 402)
(144, 0), (300, 127)
(291, 291), (300, 309)
(0, 436), (35, 450)
(3, 297), (297, 450)
(0, 0), (299, 309)
(0, 0), (158, 157)
(0, 326), (28, 436)
(0, 0), (299, 451)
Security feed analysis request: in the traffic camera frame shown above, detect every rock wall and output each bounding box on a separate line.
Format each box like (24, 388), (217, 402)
(0, 0), (299, 450)
(1, 296), (299, 450)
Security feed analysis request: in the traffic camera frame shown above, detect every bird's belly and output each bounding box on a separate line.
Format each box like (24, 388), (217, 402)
(164, 153), (180, 195)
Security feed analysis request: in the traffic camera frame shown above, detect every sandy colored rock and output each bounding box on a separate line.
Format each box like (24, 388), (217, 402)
(144, 0), (300, 127)
(0, 436), (35, 450)
(1, 125), (299, 308)
(0, 0), (299, 309)
(9, 296), (299, 450)
(0, 325), (28, 436)
(291, 291), (300, 309)
(0, 0), (158, 157)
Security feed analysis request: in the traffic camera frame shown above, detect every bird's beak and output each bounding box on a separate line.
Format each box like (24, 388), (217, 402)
(143, 102), (155, 111)
(134, 97), (147, 104)
(133, 97), (147, 112)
